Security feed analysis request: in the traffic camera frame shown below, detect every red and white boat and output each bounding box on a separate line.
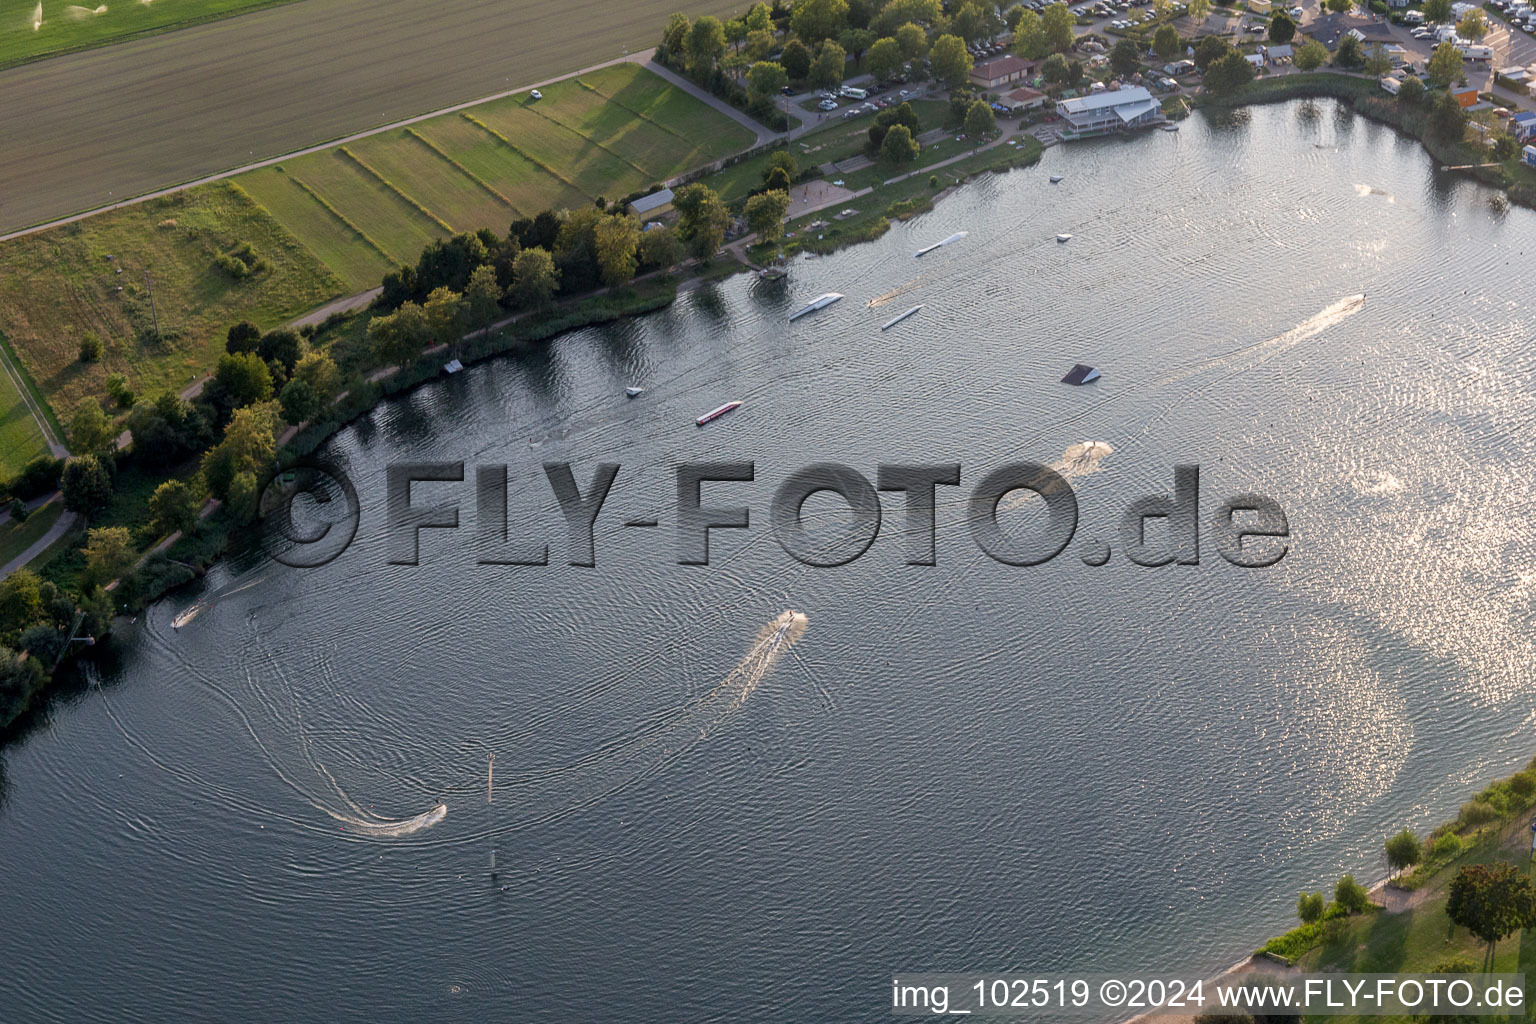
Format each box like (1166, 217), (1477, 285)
(696, 400), (742, 426)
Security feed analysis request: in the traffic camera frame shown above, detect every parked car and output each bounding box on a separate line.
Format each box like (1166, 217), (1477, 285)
(529, 89), (542, 100)
(818, 98), (839, 111)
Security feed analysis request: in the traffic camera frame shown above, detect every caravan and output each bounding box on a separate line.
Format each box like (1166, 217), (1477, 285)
(1457, 42), (1493, 60)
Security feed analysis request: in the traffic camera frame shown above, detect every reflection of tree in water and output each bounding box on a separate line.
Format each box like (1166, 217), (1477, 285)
(0, 757), (9, 816)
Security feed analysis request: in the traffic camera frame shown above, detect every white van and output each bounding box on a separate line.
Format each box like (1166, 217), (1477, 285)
(839, 85), (868, 100)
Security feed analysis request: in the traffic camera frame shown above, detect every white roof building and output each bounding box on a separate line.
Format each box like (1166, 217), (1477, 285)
(1057, 86), (1162, 138)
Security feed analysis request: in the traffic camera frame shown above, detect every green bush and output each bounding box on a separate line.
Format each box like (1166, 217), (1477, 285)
(77, 333), (102, 363)
(1457, 799), (1499, 830)
(1432, 831), (1462, 859)
(1335, 874), (1371, 914)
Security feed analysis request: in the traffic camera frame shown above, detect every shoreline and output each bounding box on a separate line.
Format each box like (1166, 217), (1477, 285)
(7, 79), (1531, 736)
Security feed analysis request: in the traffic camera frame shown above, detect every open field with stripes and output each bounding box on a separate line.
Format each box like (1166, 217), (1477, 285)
(236, 64), (755, 290)
(3, 0), (296, 70)
(0, 61), (757, 438)
(0, 0), (744, 233)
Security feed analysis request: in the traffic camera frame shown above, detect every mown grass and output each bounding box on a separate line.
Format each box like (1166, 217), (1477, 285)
(0, 181), (342, 424)
(0, 0), (300, 70)
(0, 499), (63, 567)
(0, 355), (49, 478)
(231, 65), (751, 290)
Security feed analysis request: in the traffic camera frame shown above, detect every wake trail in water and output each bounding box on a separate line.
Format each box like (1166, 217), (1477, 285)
(172, 572), (270, 629)
(495, 611), (809, 829)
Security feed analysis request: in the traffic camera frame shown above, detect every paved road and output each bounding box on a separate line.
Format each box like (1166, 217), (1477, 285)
(642, 60), (785, 148)
(0, 500), (78, 579)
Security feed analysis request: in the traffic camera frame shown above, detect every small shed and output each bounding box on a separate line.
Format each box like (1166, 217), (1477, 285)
(1524, 145), (1536, 169)
(629, 188), (675, 221)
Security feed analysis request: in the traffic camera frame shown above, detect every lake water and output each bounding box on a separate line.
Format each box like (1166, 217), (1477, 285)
(3, 99), (1536, 1023)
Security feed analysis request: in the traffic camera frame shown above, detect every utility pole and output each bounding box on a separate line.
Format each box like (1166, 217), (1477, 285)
(143, 270), (160, 338)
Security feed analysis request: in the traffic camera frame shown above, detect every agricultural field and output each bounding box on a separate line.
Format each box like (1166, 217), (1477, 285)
(0, 0), (745, 233)
(3, 0), (297, 70)
(237, 64), (756, 291)
(0, 181), (342, 420)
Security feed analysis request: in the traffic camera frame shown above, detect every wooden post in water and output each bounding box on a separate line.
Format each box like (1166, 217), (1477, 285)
(487, 751), (494, 804)
(489, 847), (497, 878)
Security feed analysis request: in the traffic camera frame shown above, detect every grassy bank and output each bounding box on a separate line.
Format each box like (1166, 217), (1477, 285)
(1197, 73), (1536, 209)
(1257, 753), (1536, 984)
(1, 0), (303, 71)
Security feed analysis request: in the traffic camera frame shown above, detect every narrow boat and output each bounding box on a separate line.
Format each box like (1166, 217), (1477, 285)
(696, 400), (743, 426)
(788, 292), (844, 321)
(880, 304), (924, 331)
(625, 386), (644, 398)
(913, 231), (969, 257)
(1056, 233), (1072, 243)
(1049, 175), (1064, 183)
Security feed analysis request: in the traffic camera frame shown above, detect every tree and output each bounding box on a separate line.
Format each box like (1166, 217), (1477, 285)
(77, 333), (102, 363)
(1335, 33), (1364, 68)
(279, 378), (319, 425)
(661, 11), (691, 61)
(895, 21), (928, 59)
(1042, 52), (1074, 85)
(511, 247), (560, 309)
(1324, 0), (1351, 12)
(8, 455), (63, 501)
(1205, 50), (1256, 93)
(872, 0), (942, 34)
(929, 33), (973, 88)
(1335, 874), (1370, 915)
(81, 526), (134, 590)
(1296, 890), (1326, 925)
(781, 37), (813, 79)
(1194, 33), (1231, 71)
(0, 570), (42, 639)
(1423, 0), (1452, 22)
(1294, 39), (1328, 71)
(1447, 863), (1536, 964)
(880, 123), (921, 164)
(952, 0), (994, 41)
(791, 0), (850, 43)
(1268, 12), (1295, 43)
(839, 26), (878, 65)
(214, 351), (274, 408)
(1188, 0), (1211, 20)
(687, 15), (727, 74)
(1014, 10), (1047, 58)
(866, 36), (904, 80)
(61, 454), (114, 519)
(673, 182), (730, 260)
(745, 189), (792, 244)
(257, 328), (303, 377)
(811, 40), (847, 89)
(1396, 73), (1426, 106)
(1430, 89), (1468, 141)
(1492, 131), (1519, 160)
(964, 98), (996, 136)
(148, 479), (199, 537)
(1111, 38), (1142, 77)
(368, 301), (431, 366)
(745, 28), (776, 60)
(1153, 23), (1182, 59)
(1041, 2), (1077, 53)
(1384, 829), (1423, 875)
(1428, 41), (1464, 87)
(201, 402), (276, 503)
(225, 321), (261, 355)
(420, 284), (466, 343)
(70, 400), (114, 454)
(1364, 43), (1392, 77)
(291, 351), (338, 405)
(748, 59), (790, 98)
(746, 2), (773, 33)
(463, 264), (501, 341)
(638, 225), (685, 272)
(594, 213), (641, 288)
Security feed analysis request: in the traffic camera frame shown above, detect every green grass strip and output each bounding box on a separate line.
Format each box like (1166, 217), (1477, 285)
(459, 112), (590, 196)
(0, 327), (65, 447)
(403, 128), (519, 213)
(337, 147), (456, 233)
(520, 102), (652, 179)
(574, 77), (706, 154)
(283, 171), (400, 265)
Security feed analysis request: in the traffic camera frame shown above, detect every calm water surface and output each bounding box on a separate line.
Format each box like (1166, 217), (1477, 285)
(3, 100), (1535, 1022)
